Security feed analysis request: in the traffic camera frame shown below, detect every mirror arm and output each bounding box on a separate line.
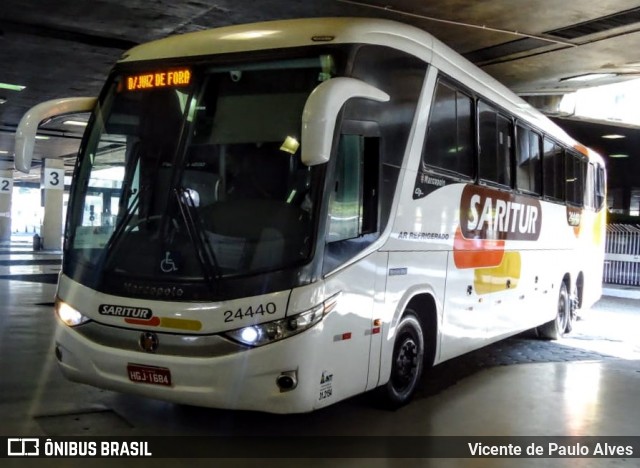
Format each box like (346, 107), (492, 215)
(301, 78), (389, 166)
(15, 97), (97, 173)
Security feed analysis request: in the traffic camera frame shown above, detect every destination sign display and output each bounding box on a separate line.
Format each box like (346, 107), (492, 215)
(124, 69), (192, 91)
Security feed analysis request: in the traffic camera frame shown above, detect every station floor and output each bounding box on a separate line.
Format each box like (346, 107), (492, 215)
(1, 236), (639, 467)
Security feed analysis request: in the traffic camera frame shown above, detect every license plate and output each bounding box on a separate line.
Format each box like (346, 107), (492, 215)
(127, 364), (172, 386)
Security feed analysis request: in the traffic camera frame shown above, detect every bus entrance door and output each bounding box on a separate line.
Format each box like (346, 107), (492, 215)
(321, 251), (388, 400)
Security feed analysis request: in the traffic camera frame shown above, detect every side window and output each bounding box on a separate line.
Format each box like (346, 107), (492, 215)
(595, 165), (606, 211)
(565, 152), (586, 207)
(326, 134), (379, 243)
(542, 138), (564, 201)
(422, 81), (474, 178)
(515, 125), (542, 195)
(478, 101), (512, 187)
(584, 163), (596, 209)
(347, 44), (426, 231)
(326, 44), (426, 273)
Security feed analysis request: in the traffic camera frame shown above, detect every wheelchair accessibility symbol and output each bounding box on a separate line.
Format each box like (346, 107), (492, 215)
(160, 251), (178, 273)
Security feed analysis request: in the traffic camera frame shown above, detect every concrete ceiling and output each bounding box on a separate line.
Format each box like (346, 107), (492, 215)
(2, 0), (640, 183)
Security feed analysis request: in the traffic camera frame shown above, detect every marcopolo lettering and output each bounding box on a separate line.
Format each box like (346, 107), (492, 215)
(420, 174), (446, 187)
(460, 185), (542, 241)
(99, 304), (153, 319)
(412, 171), (448, 199)
(123, 282), (185, 298)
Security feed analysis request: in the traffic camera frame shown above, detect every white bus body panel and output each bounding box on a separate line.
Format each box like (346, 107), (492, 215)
(312, 251), (389, 401)
(384, 174), (602, 364)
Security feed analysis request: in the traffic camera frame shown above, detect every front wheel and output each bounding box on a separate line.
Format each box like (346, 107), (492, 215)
(375, 311), (424, 409)
(537, 282), (569, 340)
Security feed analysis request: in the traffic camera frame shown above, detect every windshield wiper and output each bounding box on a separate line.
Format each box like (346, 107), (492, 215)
(173, 187), (221, 290)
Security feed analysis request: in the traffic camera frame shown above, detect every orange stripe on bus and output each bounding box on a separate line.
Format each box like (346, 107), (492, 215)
(125, 316), (161, 327)
(124, 316), (202, 331)
(453, 227), (505, 269)
(573, 143), (590, 157)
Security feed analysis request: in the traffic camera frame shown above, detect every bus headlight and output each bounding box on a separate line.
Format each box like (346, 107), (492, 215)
(55, 299), (91, 327)
(224, 294), (339, 347)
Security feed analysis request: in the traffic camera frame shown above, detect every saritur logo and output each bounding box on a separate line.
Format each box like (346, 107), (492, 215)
(99, 304), (152, 319)
(460, 185), (542, 241)
(8, 438), (39, 456)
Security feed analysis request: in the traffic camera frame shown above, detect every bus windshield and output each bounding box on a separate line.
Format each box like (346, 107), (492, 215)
(65, 53), (337, 295)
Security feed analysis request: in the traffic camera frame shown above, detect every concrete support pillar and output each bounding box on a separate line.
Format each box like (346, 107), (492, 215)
(610, 188), (624, 213)
(41, 159), (65, 250)
(0, 165), (13, 244)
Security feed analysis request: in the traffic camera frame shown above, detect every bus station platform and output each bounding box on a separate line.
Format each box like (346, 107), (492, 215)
(0, 235), (61, 284)
(1, 237), (639, 467)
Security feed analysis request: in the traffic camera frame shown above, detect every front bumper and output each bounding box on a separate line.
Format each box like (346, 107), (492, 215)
(54, 319), (324, 414)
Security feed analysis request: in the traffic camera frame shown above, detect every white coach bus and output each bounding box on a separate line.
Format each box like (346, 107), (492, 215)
(15, 18), (606, 413)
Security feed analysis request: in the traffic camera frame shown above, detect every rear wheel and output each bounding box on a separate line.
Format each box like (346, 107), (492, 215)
(375, 311), (424, 409)
(565, 283), (579, 334)
(537, 282), (569, 340)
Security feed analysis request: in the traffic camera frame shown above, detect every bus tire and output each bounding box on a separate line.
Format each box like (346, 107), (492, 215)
(375, 311), (424, 409)
(537, 282), (569, 340)
(565, 283), (579, 334)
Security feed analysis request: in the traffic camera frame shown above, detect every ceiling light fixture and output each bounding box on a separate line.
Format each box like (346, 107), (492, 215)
(602, 134), (625, 139)
(0, 82), (26, 91)
(561, 73), (615, 82)
(609, 154), (629, 158)
(0, 150), (9, 155)
(0, 98), (6, 105)
(35, 135), (50, 140)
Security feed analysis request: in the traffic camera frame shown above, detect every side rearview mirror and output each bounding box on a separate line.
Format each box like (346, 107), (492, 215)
(301, 77), (389, 166)
(15, 97), (97, 173)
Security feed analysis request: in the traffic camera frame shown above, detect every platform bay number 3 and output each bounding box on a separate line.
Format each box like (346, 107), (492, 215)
(42, 168), (65, 190)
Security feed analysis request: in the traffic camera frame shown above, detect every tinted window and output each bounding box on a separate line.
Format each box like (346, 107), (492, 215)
(325, 45), (425, 274)
(347, 45), (426, 225)
(543, 138), (564, 201)
(595, 165), (606, 210)
(422, 81), (474, 177)
(584, 163), (596, 209)
(515, 125), (542, 195)
(327, 135), (364, 242)
(323, 132), (380, 274)
(565, 152), (586, 206)
(478, 101), (512, 186)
